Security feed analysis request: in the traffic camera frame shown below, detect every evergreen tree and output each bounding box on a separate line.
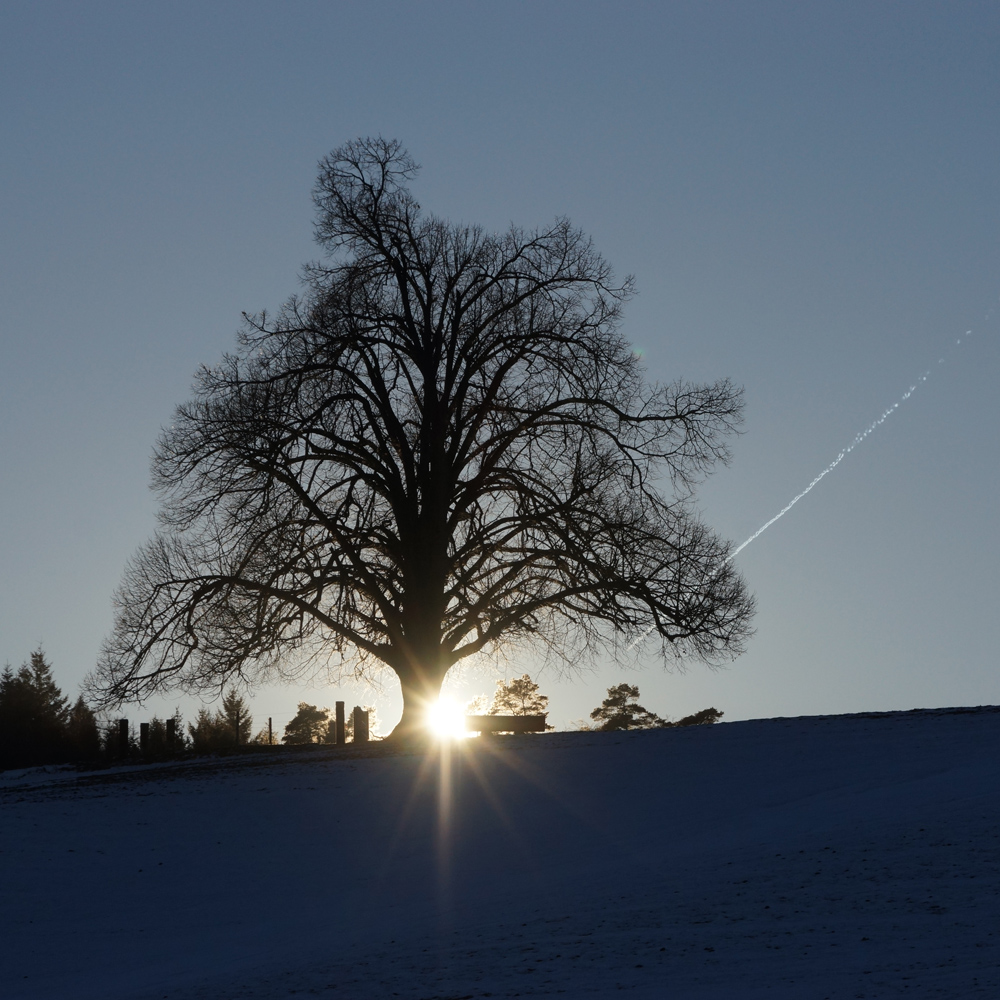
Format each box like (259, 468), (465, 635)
(282, 703), (331, 744)
(490, 674), (550, 716)
(101, 716), (137, 759)
(250, 721), (278, 745)
(65, 697), (101, 760)
(488, 674), (553, 731)
(590, 684), (667, 731)
(0, 649), (71, 767)
(27, 650), (70, 725)
(675, 707), (723, 726)
(187, 708), (224, 750)
(170, 707), (188, 747)
(187, 707), (224, 751)
(145, 709), (186, 754)
(219, 691), (254, 745)
(0, 664), (25, 766)
(187, 692), (252, 750)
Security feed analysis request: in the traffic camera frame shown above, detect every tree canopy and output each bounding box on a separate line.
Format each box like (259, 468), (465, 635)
(486, 673), (553, 731)
(90, 137), (754, 738)
(675, 707), (723, 727)
(590, 683), (667, 731)
(282, 702), (331, 744)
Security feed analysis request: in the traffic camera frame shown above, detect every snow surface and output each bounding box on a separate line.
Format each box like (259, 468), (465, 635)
(2, 708), (999, 999)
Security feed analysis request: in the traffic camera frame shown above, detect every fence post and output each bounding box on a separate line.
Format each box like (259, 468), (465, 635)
(118, 719), (129, 758)
(268, 717), (273, 746)
(336, 702), (346, 746)
(140, 722), (149, 753)
(353, 706), (369, 744)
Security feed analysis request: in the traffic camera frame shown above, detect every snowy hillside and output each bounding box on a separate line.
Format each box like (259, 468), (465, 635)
(2, 708), (999, 999)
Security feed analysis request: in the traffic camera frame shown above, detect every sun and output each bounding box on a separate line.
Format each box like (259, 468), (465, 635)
(426, 696), (468, 739)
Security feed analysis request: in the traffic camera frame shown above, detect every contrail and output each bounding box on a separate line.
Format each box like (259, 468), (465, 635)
(727, 328), (974, 563)
(727, 376), (926, 560)
(628, 321), (985, 652)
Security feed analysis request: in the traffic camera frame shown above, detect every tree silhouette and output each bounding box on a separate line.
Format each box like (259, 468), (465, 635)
(101, 717), (136, 759)
(489, 674), (548, 716)
(144, 710), (187, 753)
(675, 707), (723, 726)
(279, 701), (379, 742)
(187, 692), (253, 750)
(187, 708), (222, 751)
(219, 690), (254, 745)
(65, 696), (101, 760)
(282, 702), (331, 744)
(91, 137), (754, 738)
(0, 649), (71, 767)
(590, 683), (667, 731)
(487, 673), (553, 731)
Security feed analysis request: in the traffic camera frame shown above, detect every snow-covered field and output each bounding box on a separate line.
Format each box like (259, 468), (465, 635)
(2, 708), (999, 999)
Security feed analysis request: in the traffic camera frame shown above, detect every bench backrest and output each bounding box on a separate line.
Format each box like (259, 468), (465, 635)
(464, 714), (547, 734)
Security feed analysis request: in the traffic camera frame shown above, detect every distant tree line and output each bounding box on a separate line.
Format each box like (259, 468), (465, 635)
(186, 691), (275, 750)
(0, 648), (380, 770)
(587, 683), (722, 731)
(0, 649), (278, 770)
(466, 675), (720, 733)
(0, 651), (718, 771)
(0, 650), (100, 768)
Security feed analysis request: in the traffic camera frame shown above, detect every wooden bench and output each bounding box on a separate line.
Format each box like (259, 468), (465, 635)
(464, 714), (547, 735)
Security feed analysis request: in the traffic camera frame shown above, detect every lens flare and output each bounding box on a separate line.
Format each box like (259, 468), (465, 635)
(426, 697), (468, 739)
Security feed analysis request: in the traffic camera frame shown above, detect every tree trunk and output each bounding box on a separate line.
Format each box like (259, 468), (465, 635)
(386, 668), (448, 742)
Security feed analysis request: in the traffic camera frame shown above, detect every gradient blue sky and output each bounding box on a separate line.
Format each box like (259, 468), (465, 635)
(1, 1), (997, 733)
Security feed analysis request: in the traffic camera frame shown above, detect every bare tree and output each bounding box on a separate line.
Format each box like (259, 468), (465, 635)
(89, 137), (754, 739)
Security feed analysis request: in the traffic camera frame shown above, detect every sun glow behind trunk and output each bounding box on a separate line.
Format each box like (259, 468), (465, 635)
(427, 696), (471, 739)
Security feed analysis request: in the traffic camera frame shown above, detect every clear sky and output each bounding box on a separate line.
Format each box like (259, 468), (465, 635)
(1, 1), (997, 734)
